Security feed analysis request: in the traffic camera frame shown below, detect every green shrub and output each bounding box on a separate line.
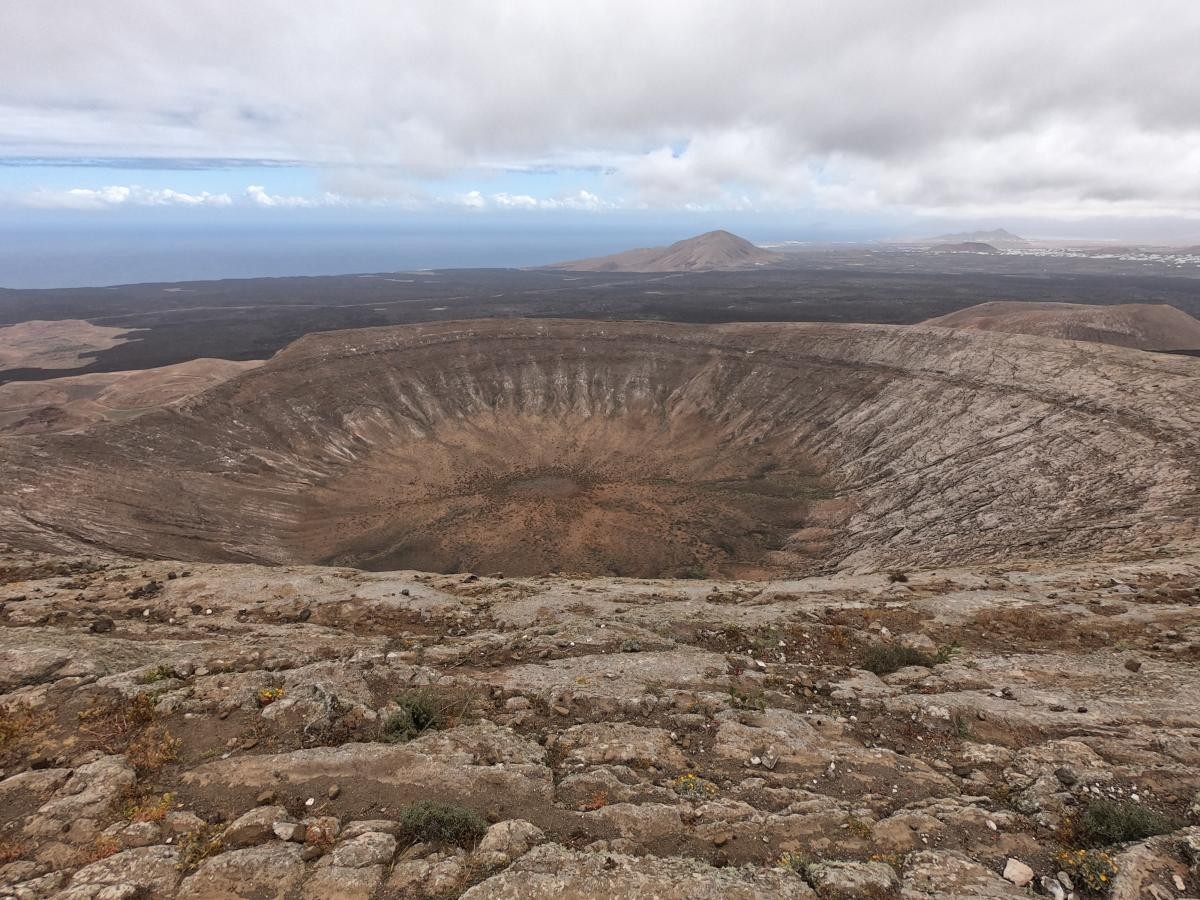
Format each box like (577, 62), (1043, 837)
(381, 690), (445, 743)
(137, 664), (175, 684)
(672, 773), (719, 799)
(1078, 799), (1176, 845)
(860, 644), (935, 675)
(1057, 848), (1118, 892)
(397, 801), (487, 847)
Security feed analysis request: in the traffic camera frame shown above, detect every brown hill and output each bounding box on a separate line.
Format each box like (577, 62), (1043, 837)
(545, 230), (784, 272)
(0, 357), (262, 436)
(922, 301), (1200, 352)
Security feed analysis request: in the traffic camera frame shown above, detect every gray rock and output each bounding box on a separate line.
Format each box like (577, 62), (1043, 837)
(460, 843), (816, 898)
(69, 845), (180, 899)
(806, 859), (900, 898)
(326, 832), (397, 868)
(177, 843), (306, 900)
(223, 805), (290, 848)
(902, 851), (1024, 898)
(300, 864), (386, 900)
(476, 819), (546, 860)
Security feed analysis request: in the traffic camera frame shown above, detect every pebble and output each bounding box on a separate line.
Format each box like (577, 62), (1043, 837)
(1002, 858), (1034, 887)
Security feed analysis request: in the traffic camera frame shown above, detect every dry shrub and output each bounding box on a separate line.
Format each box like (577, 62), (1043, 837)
(0, 835), (26, 864)
(580, 789), (609, 811)
(124, 792), (173, 823)
(397, 801), (487, 848)
(126, 724), (181, 774)
(78, 692), (178, 774)
(83, 834), (122, 864)
(0, 703), (54, 766)
(78, 693), (156, 751)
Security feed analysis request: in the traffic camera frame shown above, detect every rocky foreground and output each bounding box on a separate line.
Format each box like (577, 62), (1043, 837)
(2, 547), (1199, 898)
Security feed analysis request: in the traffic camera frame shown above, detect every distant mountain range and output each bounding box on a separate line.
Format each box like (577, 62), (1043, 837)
(544, 230), (784, 272)
(890, 228), (1028, 247)
(930, 241), (1000, 253)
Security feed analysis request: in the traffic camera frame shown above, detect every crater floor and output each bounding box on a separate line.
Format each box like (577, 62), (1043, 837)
(1, 319), (1198, 578)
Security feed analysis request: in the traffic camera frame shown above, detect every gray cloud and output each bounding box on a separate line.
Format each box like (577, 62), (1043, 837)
(3, 1), (1200, 218)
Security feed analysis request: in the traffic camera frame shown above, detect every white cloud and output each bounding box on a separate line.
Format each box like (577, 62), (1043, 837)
(487, 189), (612, 211)
(3, 1), (1200, 221)
(21, 184), (232, 209)
(455, 190), (487, 210)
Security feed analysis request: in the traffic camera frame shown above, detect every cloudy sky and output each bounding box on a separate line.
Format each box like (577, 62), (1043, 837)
(3, 0), (1200, 238)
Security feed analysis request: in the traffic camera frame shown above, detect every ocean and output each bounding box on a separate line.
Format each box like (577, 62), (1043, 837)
(0, 219), (769, 289)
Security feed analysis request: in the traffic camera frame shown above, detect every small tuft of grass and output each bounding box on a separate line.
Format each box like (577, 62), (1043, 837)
(137, 664), (176, 685)
(672, 773), (719, 800)
(397, 800), (487, 848)
(381, 689), (447, 743)
(257, 687), (285, 707)
(1076, 798), (1176, 846)
(177, 824), (225, 872)
(728, 685), (767, 711)
(846, 816), (873, 839)
(776, 850), (810, 872)
(934, 643), (961, 664)
(860, 644), (936, 675)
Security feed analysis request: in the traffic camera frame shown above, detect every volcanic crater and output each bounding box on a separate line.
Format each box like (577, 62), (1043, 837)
(2, 319), (1198, 577)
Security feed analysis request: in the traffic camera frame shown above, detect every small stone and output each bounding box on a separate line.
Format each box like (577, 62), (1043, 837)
(273, 821), (306, 842)
(224, 806), (289, 848)
(1054, 766), (1078, 787)
(1002, 858), (1034, 887)
(300, 843), (323, 861)
(1039, 875), (1067, 900)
